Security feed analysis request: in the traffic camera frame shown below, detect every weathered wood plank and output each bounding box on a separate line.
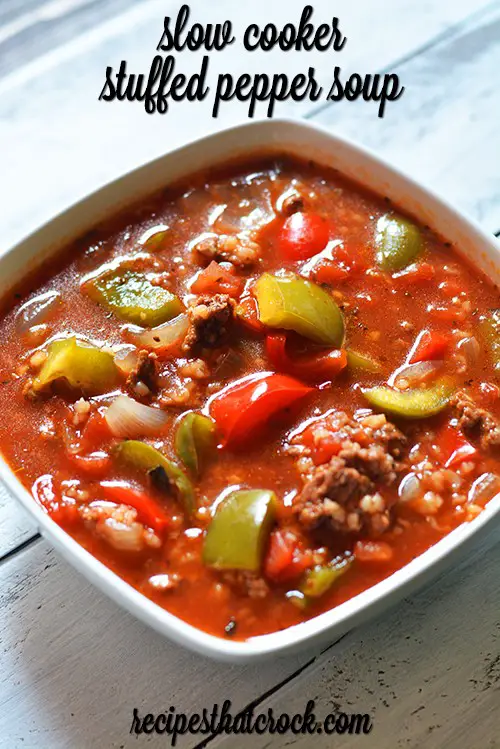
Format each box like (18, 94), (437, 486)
(0, 540), (319, 749)
(0, 0), (497, 559)
(211, 531), (500, 749)
(0, 0), (136, 77)
(313, 2), (500, 233)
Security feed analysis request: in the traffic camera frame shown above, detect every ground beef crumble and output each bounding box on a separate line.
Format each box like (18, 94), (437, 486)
(222, 570), (270, 599)
(126, 349), (157, 394)
(182, 293), (235, 354)
(191, 232), (261, 267)
(294, 411), (407, 536)
(451, 390), (500, 450)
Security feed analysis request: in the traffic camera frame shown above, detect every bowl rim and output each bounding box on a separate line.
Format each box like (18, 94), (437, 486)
(2, 115), (500, 662)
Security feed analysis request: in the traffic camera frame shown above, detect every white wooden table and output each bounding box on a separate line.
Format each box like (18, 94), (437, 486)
(1, 1), (500, 746)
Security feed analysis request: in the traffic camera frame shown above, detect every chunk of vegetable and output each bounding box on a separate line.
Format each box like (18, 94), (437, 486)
(346, 350), (383, 374)
(174, 412), (217, 475)
(105, 395), (169, 438)
(278, 212), (330, 261)
(266, 334), (347, 382)
(101, 481), (169, 533)
(138, 224), (169, 252)
(362, 381), (453, 418)
(375, 214), (423, 271)
(127, 313), (189, 355)
(114, 440), (194, 514)
(254, 273), (344, 346)
(408, 330), (449, 364)
(208, 372), (313, 447)
(190, 261), (243, 297)
(301, 557), (353, 598)
(203, 489), (276, 571)
(264, 529), (313, 581)
(86, 270), (182, 326)
(32, 337), (119, 395)
(479, 310), (500, 370)
(437, 423), (478, 468)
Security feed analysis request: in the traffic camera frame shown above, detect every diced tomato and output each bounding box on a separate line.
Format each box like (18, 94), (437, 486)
(235, 295), (265, 334)
(190, 261), (243, 297)
(408, 330), (449, 363)
(354, 540), (393, 563)
(312, 260), (349, 285)
(437, 423), (478, 468)
(266, 334), (347, 383)
(393, 262), (435, 287)
(101, 481), (169, 533)
(264, 529), (313, 581)
(209, 372), (313, 448)
(67, 450), (111, 476)
(79, 410), (112, 452)
(438, 279), (463, 298)
(311, 434), (343, 465)
(278, 212), (330, 261)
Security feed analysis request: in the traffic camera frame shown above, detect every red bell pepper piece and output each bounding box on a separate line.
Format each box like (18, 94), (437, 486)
(190, 261), (243, 297)
(101, 481), (169, 533)
(209, 372), (313, 447)
(278, 212), (330, 261)
(264, 529), (313, 581)
(266, 333), (347, 383)
(438, 423), (478, 468)
(408, 330), (449, 363)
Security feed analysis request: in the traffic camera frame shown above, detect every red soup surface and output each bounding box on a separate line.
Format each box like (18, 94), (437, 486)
(0, 154), (499, 641)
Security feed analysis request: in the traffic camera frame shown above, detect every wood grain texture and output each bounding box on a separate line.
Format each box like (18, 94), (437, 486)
(211, 530), (500, 749)
(313, 2), (500, 234)
(0, 0), (497, 559)
(0, 540), (319, 749)
(1, 3), (500, 748)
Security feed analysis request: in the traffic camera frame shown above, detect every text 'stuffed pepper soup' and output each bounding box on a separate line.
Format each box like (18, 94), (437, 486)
(1, 154), (500, 640)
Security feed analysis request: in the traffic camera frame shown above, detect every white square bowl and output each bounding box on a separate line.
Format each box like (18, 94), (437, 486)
(2, 118), (500, 662)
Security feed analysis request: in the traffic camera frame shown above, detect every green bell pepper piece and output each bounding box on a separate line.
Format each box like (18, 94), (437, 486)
(479, 310), (500, 371)
(254, 273), (344, 346)
(115, 440), (194, 515)
(203, 489), (276, 571)
(138, 225), (169, 252)
(363, 381), (453, 418)
(375, 214), (423, 271)
(87, 270), (182, 326)
(301, 557), (353, 598)
(346, 350), (383, 374)
(174, 412), (217, 476)
(32, 337), (119, 395)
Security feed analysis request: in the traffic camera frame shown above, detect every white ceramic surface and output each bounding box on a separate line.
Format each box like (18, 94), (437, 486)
(2, 118), (500, 663)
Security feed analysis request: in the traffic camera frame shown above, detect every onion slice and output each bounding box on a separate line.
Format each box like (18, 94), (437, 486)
(398, 473), (422, 503)
(105, 395), (169, 438)
(458, 336), (480, 367)
(127, 313), (189, 354)
(390, 360), (444, 388)
(468, 472), (500, 506)
(15, 291), (60, 334)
